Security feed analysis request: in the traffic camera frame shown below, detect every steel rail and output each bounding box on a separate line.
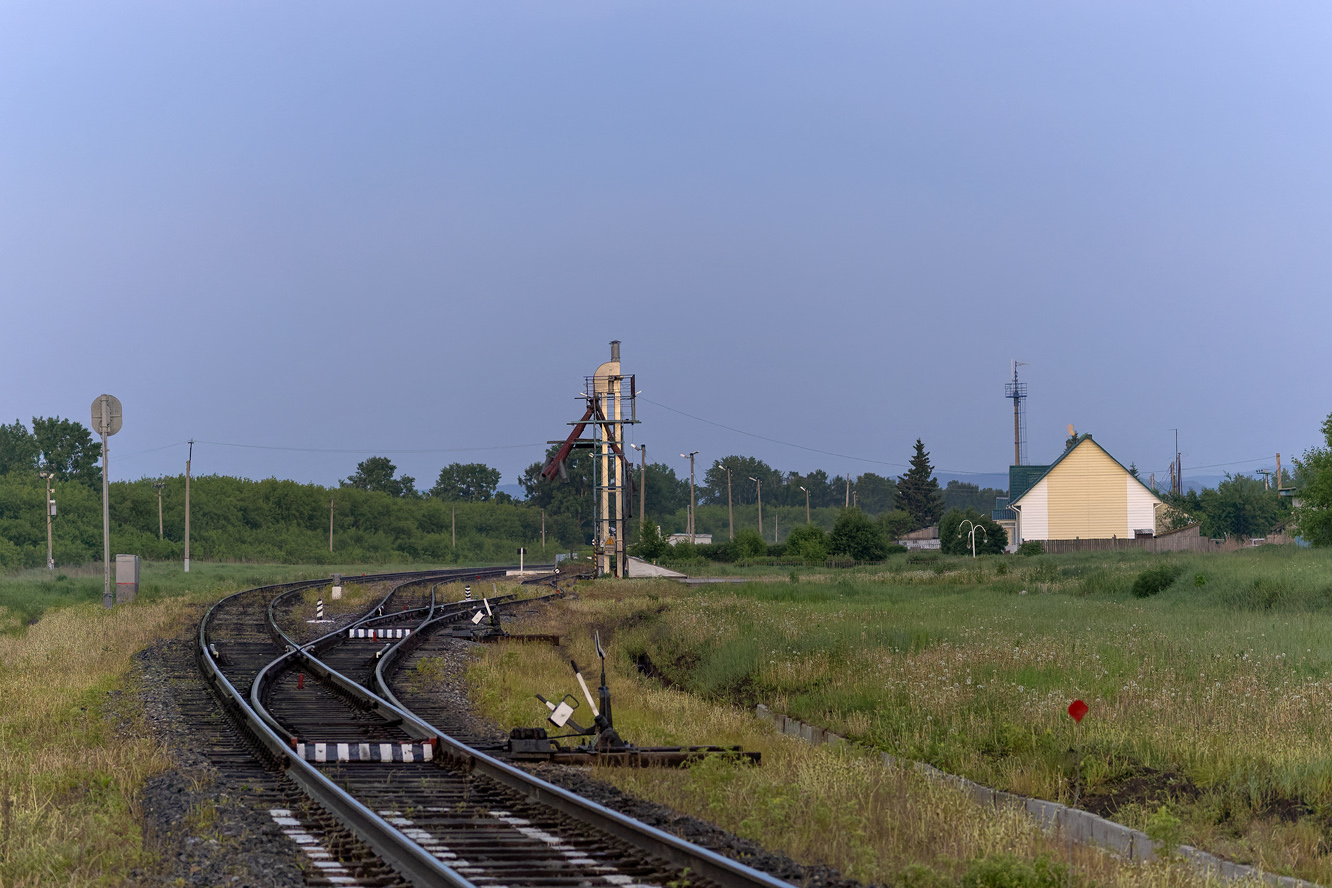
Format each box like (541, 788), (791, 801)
(362, 590), (800, 888)
(199, 569), (505, 888)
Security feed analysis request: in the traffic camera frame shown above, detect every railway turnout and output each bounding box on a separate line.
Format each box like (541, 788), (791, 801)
(197, 568), (795, 888)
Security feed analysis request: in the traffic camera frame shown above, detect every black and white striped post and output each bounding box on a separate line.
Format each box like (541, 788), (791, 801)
(316, 597), (324, 620)
(464, 585), (472, 601)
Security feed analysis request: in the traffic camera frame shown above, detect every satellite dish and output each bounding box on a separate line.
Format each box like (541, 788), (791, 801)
(91, 394), (123, 436)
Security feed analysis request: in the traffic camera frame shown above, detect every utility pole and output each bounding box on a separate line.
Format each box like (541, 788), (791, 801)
(153, 481), (165, 539)
(845, 476), (850, 509)
(451, 506), (456, 548)
(800, 485), (810, 524)
(749, 476), (763, 540)
(329, 498), (334, 552)
(631, 444), (647, 536)
(91, 394), (121, 609)
(774, 511), (778, 544)
(726, 466), (734, 540)
(541, 509), (545, 550)
(1173, 429), (1181, 497)
(185, 439), (193, 573)
(40, 471), (54, 570)
(1276, 453), (1283, 491)
(682, 451), (698, 544)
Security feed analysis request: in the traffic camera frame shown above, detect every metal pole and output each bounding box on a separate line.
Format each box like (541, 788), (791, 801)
(750, 477), (762, 539)
(43, 473), (53, 570)
(541, 509), (545, 550)
(689, 453), (696, 544)
(101, 424), (111, 608)
(451, 506), (456, 548)
(845, 476), (850, 509)
(184, 439), (193, 573)
(726, 467), (734, 540)
(329, 498), (334, 552)
(639, 445), (647, 535)
(802, 486), (810, 524)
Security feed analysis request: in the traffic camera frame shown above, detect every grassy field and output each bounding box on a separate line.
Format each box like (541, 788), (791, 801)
(465, 546), (1332, 886)
(0, 559), (438, 886)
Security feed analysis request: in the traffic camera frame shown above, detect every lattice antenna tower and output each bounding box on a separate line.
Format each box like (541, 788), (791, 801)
(1004, 361), (1028, 466)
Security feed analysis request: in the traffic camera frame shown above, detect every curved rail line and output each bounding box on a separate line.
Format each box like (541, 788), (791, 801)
(199, 569), (796, 888)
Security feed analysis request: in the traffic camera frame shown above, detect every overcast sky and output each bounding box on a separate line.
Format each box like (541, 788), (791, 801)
(3, 2), (1328, 493)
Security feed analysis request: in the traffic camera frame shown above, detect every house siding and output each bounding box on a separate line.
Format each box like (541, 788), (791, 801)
(1045, 444), (1128, 539)
(1018, 481), (1049, 542)
(1127, 476), (1159, 536)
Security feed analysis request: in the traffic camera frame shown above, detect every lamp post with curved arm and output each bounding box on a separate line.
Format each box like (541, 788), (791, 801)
(959, 520), (988, 558)
(749, 477), (762, 540)
(681, 451), (699, 543)
(799, 486), (810, 524)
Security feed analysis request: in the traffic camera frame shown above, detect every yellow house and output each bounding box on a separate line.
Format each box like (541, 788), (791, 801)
(1006, 435), (1163, 545)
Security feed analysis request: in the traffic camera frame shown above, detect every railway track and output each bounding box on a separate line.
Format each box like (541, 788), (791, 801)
(198, 568), (795, 888)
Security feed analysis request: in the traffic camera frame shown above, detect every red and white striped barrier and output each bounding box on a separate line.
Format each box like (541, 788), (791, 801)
(347, 627), (413, 640)
(296, 741), (435, 763)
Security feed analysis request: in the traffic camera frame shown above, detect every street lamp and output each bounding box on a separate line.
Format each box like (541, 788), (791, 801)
(799, 486), (811, 524)
(959, 520), (988, 558)
(681, 451), (699, 544)
(38, 471), (55, 570)
(749, 476), (763, 540)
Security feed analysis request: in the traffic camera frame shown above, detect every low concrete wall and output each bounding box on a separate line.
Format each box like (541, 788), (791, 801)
(754, 705), (1320, 888)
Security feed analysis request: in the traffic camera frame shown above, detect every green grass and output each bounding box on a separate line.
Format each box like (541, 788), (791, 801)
(472, 546), (1332, 884)
(0, 560), (449, 633)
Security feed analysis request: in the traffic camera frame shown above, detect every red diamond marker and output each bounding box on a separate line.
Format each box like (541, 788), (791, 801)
(1068, 699), (1089, 723)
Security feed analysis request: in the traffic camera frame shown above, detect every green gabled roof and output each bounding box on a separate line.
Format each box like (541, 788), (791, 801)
(1008, 434), (1162, 508)
(1008, 464), (1050, 502)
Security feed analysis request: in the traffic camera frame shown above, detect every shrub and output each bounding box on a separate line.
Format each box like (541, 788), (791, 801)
(784, 524), (829, 563)
(733, 528), (766, 559)
(962, 853), (1067, 888)
(1016, 540), (1044, 556)
(829, 508), (889, 561)
(629, 523), (671, 561)
(1131, 564), (1181, 598)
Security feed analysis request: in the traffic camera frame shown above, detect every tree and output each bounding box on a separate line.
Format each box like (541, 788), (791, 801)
(1196, 474), (1285, 539)
(879, 509), (914, 541)
(700, 456), (781, 506)
(854, 473), (897, 515)
(940, 508), (1007, 555)
(641, 462), (690, 518)
(1294, 412), (1332, 546)
(431, 463), (501, 501)
(828, 508), (890, 561)
(32, 416), (102, 487)
(521, 446), (594, 542)
(895, 439), (944, 530)
(942, 480), (1005, 514)
(342, 456), (417, 497)
(0, 420), (38, 476)
(784, 523), (828, 562)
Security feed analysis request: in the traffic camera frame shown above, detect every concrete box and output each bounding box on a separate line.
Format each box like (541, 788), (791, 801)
(115, 554), (140, 605)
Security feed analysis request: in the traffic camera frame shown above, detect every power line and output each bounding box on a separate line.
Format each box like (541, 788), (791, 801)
(195, 440), (547, 455)
(641, 397), (1000, 476)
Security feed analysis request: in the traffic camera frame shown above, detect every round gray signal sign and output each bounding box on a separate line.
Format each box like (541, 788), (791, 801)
(91, 394), (123, 436)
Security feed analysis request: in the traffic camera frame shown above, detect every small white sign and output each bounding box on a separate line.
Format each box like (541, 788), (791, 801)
(331, 585), (342, 600)
(549, 700), (575, 727)
(471, 610), (485, 625)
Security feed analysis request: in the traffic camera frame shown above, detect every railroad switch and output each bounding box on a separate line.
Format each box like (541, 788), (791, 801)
(508, 631), (762, 767)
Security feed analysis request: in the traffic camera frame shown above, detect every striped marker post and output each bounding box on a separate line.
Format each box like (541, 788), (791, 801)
(316, 598), (324, 620)
(464, 585), (472, 601)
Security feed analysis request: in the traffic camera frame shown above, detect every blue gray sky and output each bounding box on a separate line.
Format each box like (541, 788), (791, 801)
(3, 2), (1328, 493)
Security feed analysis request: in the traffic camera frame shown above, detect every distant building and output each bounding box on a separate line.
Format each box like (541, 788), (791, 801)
(998, 434), (1163, 549)
(897, 525), (941, 550)
(666, 533), (713, 546)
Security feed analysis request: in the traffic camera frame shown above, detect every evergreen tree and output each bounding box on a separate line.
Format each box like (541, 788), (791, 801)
(894, 439), (944, 530)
